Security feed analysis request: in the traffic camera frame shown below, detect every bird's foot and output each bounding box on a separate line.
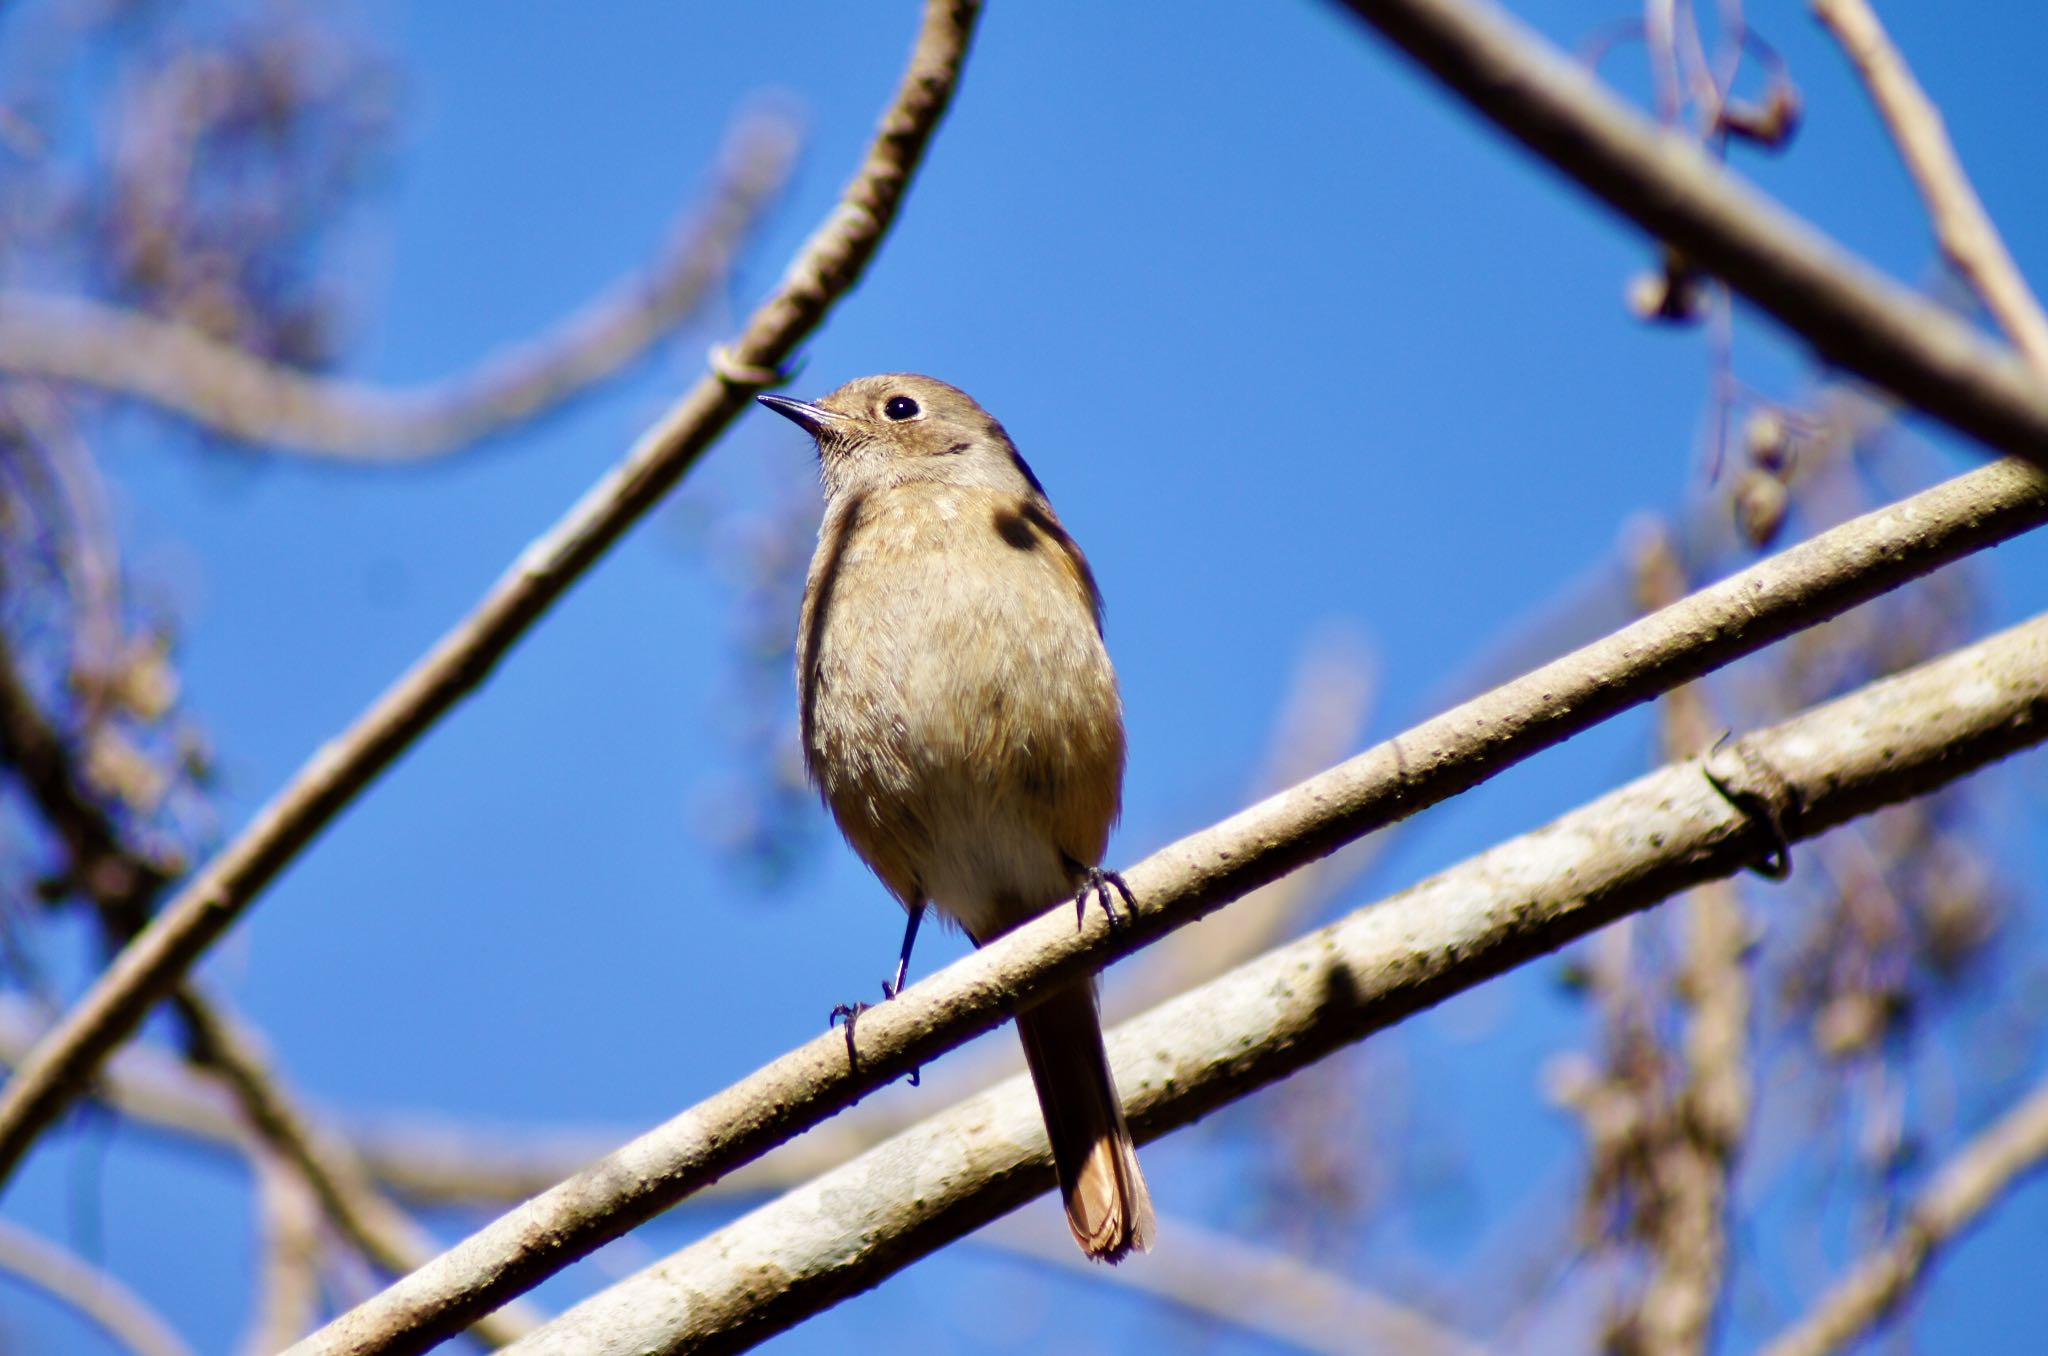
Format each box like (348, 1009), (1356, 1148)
(828, 982), (920, 1086)
(1074, 866), (1138, 931)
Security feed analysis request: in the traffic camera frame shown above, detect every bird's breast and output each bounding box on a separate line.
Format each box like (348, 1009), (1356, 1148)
(797, 485), (1125, 927)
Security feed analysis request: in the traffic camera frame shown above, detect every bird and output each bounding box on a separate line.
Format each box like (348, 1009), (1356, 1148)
(759, 373), (1155, 1262)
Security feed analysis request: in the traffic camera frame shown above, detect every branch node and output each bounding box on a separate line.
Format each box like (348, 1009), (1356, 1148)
(709, 343), (800, 389)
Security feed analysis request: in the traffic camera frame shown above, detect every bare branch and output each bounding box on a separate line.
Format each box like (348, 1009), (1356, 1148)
(1611, 526), (1750, 1356)
(242, 1151), (325, 1356)
(1760, 1075), (2048, 1356)
(0, 995), (247, 1148)
(980, 1210), (1491, 1356)
(1328, 0), (2048, 462)
(0, 616), (543, 1342)
(0, 1216), (194, 1356)
(1812, 0), (2048, 372)
(0, 0), (986, 1184)
(1119, 630), (1379, 1014)
(0, 998), (850, 1209)
(0, 109), (800, 460)
(282, 459), (2048, 1355)
(172, 992), (547, 1346)
(0, 621), (169, 930)
(504, 609), (2048, 1356)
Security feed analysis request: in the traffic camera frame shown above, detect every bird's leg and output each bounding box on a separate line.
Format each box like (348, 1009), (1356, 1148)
(829, 902), (927, 1085)
(1071, 861), (1138, 931)
(884, 903), (925, 1000)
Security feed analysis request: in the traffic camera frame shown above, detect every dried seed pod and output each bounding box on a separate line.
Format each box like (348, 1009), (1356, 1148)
(1734, 468), (1790, 548)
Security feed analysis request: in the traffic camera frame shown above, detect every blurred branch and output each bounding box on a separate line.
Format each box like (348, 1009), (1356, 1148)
(243, 1150), (325, 1356)
(1117, 628), (1379, 1015)
(0, 0), (986, 1184)
(504, 609), (2048, 1355)
(282, 460), (2048, 1355)
(1759, 1075), (2048, 1356)
(1610, 526), (1750, 1356)
(981, 1209), (1491, 1356)
(0, 631), (541, 1344)
(0, 993), (245, 1148)
(0, 993), (869, 1209)
(0, 108), (801, 460)
(1328, 0), (2048, 463)
(171, 993), (546, 1347)
(0, 617), (169, 931)
(1812, 0), (2048, 371)
(0, 1216), (194, 1356)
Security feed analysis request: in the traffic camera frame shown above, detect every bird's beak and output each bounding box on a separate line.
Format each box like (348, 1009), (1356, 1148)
(756, 394), (840, 437)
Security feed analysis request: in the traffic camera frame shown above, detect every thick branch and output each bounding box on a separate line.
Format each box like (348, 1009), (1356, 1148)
(505, 610), (2048, 1356)
(1759, 1076), (2048, 1356)
(282, 460), (2048, 1355)
(0, 0), (984, 1185)
(0, 110), (799, 460)
(1329, 0), (2048, 464)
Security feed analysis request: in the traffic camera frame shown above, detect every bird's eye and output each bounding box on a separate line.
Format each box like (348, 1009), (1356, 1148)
(882, 394), (920, 421)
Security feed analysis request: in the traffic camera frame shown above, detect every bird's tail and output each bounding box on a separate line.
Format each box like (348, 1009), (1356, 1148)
(1013, 981), (1154, 1261)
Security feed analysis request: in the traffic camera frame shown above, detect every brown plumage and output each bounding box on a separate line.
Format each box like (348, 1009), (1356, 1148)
(763, 373), (1154, 1261)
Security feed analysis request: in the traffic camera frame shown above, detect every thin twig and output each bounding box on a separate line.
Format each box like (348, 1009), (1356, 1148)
(1117, 629), (1379, 1015)
(243, 1149), (325, 1356)
(0, 1216), (194, 1356)
(0, 997), (863, 1209)
(0, 625), (168, 930)
(1328, 0), (2048, 461)
(1759, 1076), (2048, 1356)
(285, 460), (2048, 1355)
(0, 0), (985, 1184)
(173, 992), (547, 1346)
(0, 109), (801, 460)
(0, 619), (542, 1342)
(1812, 0), (2048, 372)
(0, 993), (246, 1140)
(504, 609), (2048, 1356)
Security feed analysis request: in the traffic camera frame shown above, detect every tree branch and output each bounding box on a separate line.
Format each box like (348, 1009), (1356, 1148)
(1621, 527), (1750, 1356)
(0, 624), (544, 1342)
(503, 609), (2048, 1356)
(279, 458), (2048, 1355)
(243, 1149), (325, 1356)
(1758, 1075), (2048, 1356)
(1328, 0), (2048, 463)
(0, 0), (985, 1186)
(980, 1210), (1491, 1356)
(0, 108), (800, 460)
(0, 1216), (194, 1356)
(1753, 1073), (2048, 1356)
(0, 996), (867, 1209)
(170, 992), (547, 1346)
(1811, 0), (2048, 372)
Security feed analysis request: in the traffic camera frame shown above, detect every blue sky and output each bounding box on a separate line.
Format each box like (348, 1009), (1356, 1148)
(7, 2), (2048, 1352)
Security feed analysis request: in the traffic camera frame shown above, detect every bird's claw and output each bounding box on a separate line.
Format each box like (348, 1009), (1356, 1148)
(1074, 866), (1138, 931)
(827, 985), (919, 1086)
